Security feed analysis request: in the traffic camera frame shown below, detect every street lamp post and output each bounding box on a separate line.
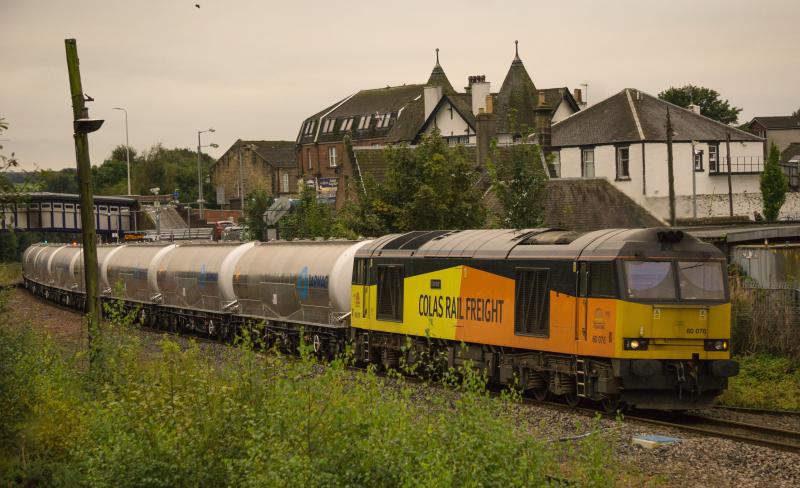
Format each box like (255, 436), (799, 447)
(197, 128), (215, 220)
(691, 140), (699, 220)
(112, 107), (131, 195)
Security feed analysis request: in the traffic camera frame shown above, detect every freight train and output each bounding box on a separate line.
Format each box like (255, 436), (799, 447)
(21, 227), (739, 411)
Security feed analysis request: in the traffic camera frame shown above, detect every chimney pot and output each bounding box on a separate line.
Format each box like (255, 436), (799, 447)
(573, 88), (583, 104)
(688, 104), (701, 114)
(538, 91), (546, 105)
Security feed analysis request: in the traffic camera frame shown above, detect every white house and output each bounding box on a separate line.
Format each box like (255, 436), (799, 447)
(550, 89), (778, 221)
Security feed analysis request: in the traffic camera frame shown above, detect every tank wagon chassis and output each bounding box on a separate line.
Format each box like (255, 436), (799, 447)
(21, 228), (739, 412)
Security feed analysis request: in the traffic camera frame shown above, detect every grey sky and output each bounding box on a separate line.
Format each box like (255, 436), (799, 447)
(1, 0), (798, 171)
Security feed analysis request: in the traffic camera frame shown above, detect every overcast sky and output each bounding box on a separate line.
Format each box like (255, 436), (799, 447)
(1, 0), (798, 171)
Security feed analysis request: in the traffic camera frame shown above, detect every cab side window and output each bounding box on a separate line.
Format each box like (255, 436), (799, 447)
(589, 262), (617, 298)
(376, 265), (403, 321)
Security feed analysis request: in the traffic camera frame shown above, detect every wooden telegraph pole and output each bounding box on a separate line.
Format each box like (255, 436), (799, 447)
(65, 39), (103, 357)
(666, 108), (676, 226)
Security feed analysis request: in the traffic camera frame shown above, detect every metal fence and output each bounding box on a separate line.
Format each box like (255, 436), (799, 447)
(729, 279), (800, 355)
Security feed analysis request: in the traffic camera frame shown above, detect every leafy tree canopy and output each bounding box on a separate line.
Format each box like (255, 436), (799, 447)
(760, 143), (788, 221)
(793, 107), (800, 118)
(242, 189), (273, 241)
(487, 141), (549, 228)
(375, 130), (485, 232)
(279, 184), (340, 240)
(658, 85), (742, 125)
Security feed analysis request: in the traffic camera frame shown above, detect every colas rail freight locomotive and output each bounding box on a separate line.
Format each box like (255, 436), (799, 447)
(22, 227), (739, 411)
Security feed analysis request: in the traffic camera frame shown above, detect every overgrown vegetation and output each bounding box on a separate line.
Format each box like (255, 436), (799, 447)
(0, 292), (622, 486)
(729, 279), (800, 357)
(487, 139), (549, 228)
(719, 354), (800, 411)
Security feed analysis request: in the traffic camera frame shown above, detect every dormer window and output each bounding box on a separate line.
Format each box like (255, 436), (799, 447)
(340, 117), (354, 131)
(376, 113), (392, 128)
(358, 115), (372, 130)
(303, 120), (316, 136)
(322, 119), (335, 133)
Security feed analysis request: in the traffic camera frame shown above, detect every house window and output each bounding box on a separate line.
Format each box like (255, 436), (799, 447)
(281, 172), (289, 193)
(303, 120), (315, 136)
(357, 115), (371, 130)
(306, 149), (312, 170)
(694, 149), (704, 171)
(616, 146), (630, 180)
(321, 119), (333, 133)
(328, 147), (337, 167)
(709, 145), (718, 173)
(514, 268), (550, 336)
(581, 148), (595, 178)
(548, 151), (561, 178)
(340, 117), (353, 131)
(444, 135), (469, 146)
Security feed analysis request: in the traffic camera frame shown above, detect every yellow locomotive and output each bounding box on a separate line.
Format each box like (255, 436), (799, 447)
(351, 227), (738, 411)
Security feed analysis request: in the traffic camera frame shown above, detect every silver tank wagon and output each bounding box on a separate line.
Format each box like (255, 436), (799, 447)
(232, 240), (370, 325)
(103, 243), (177, 302)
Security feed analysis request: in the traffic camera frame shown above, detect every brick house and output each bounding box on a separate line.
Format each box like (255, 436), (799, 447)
(297, 44), (580, 207)
(211, 140), (297, 210)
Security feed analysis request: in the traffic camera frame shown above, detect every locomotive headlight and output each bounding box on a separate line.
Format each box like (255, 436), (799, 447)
(704, 339), (729, 351)
(624, 338), (649, 350)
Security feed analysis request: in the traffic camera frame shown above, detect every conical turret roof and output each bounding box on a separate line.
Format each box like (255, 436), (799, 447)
(496, 41), (539, 133)
(426, 48), (456, 94)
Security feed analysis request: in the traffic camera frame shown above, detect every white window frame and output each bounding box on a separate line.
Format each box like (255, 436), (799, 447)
(281, 172), (289, 193)
(581, 148), (595, 178)
(694, 149), (704, 172)
(709, 145), (718, 173)
(616, 146), (630, 180)
(306, 149), (312, 170)
(328, 146), (337, 167)
(358, 115), (371, 130)
(322, 119), (334, 133)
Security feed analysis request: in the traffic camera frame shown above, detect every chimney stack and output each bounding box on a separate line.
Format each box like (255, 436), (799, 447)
(573, 88), (583, 104)
(537, 91), (546, 106)
(423, 85), (443, 120)
(469, 75), (490, 116)
(688, 104), (701, 115)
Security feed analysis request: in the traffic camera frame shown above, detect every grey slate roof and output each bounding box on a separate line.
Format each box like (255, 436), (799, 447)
(552, 89), (762, 147)
(750, 116), (800, 130)
(215, 140), (297, 170)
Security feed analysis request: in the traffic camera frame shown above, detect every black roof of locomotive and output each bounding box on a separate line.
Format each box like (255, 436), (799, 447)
(356, 228), (724, 261)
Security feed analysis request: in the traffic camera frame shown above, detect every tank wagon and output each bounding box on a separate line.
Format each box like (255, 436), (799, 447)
(22, 227), (739, 411)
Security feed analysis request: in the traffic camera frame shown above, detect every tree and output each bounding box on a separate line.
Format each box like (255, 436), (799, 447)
(376, 129), (485, 232)
(242, 189), (273, 240)
(334, 175), (387, 238)
(760, 143), (788, 221)
(280, 184), (338, 239)
(658, 85), (742, 125)
(38, 168), (79, 194)
(487, 141), (549, 228)
(793, 107), (800, 118)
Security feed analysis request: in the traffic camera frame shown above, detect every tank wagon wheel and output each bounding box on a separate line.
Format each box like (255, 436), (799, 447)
(530, 372), (550, 402)
(312, 334), (323, 355)
(208, 320), (216, 338)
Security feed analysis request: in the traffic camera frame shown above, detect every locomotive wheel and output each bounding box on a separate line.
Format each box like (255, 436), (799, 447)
(531, 372), (550, 402)
(564, 392), (580, 407)
(601, 396), (622, 415)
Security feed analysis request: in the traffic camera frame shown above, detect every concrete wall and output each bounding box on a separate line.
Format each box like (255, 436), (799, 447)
(768, 129), (800, 154)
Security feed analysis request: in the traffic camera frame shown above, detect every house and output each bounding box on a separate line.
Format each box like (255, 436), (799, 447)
(551, 89), (773, 221)
(296, 44), (581, 206)
(210, 140), (297, 210)
(747, 116), (800, 155)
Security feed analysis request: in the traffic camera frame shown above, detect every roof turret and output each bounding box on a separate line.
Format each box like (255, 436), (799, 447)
(426, 48), (456, 94)
(496, 40), (539, 133)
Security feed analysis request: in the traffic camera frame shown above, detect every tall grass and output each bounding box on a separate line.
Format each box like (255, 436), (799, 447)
(0, 294), (623, 486)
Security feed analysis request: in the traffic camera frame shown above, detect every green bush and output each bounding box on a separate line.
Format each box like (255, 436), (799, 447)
(0, 311), (623, 486)
(718, 354), (800, 411)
